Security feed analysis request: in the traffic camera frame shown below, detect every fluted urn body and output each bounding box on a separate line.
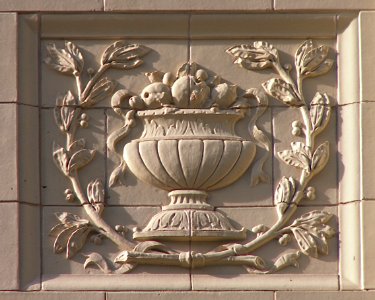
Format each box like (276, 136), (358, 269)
(124, 108), (256, 241)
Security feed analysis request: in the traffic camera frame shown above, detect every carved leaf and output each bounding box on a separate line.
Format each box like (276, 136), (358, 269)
(305, 59), (334, 78)
(101, 41), (150, 69)
(295, 40), (333, 78)
(275, 176), (296, 218)
(83, 252), (111, 274)
(109, 163), (125, 188)
(134, 241), (177, 254)
(67, 138), (86, 154)
(45, 42), (84, 75)
(55, 212), (90, 227)
(52, 143), (69, 175)
(66, 226), (91, 259)
(311, 141), (329, 174)
(87, 179), (105, 215)
(81, 77), (115, 107)
(292, 210), (333, 227)
(299, 224), (329, 255)
(49, 223), (67, 238)
(54, 91), (77, 132)
(273, 251), (301, 271)
(226, 41), (278, 70)
(291, 210), (336, 257)
(53, 226), (78, 254)
(310, 92), (331, 135)
(65, 41), (84, 74)
(278, 142), (311, 172)
(295, 40), (314, 74)
(301, 45), (328, 72)
(262, 78), (302, 106)
(291, 227), (318, 257)
(67, 149), (96, 173)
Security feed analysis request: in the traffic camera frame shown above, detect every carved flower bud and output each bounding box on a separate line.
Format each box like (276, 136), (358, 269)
(87, 179), (105, 215)
(306, 186), (316, 200)
(291, 120), (303, 136)
(278, 234), (292, 246)
(251, 224), (269, 235)
(64, 189), (75, 202)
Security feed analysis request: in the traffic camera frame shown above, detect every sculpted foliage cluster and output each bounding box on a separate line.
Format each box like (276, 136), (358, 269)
(46, 39), (336, 274)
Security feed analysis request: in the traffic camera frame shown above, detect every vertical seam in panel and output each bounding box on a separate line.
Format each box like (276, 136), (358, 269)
(188, 12), (192, 291)
(37, 12), (43, 290)
(358, 13), (364, 289)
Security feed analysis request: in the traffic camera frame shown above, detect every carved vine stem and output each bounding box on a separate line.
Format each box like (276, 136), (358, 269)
(47, 41), (150, 259)
(69, 173), (133, 249)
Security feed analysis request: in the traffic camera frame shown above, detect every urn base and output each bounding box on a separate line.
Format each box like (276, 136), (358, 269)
(133, 190), (247, 242)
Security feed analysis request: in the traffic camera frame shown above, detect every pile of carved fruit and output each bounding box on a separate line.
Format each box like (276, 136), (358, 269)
(128, 62), (241, 110)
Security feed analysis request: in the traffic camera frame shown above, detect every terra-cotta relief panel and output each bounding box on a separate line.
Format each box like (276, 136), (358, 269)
(39, 14), (339, 290)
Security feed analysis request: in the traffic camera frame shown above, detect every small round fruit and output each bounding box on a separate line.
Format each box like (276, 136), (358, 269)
(80, 113), (88, 121)
(80, 120), (88, 128)
(292, 127), (301, 136)
(195, 69), (208, 82)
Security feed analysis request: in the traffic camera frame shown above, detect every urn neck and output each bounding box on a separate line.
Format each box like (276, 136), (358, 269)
(163, 190), (212, 211)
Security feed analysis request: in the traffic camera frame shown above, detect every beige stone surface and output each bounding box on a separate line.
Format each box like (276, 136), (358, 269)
(104, 0), (272, 11)
(18, 15), (39, 106)
(192, 274), (338, 290)
(361, 201), (375, 288)
(276, 291), (375, 300)
(108, 292), (273, 300)
(339, 202), (361, 290)
(0, 13), (16, 102)
(0, 292), (104, 300)
(19, 204), (40, 290)
(41, 14), (189, 38)
(360, 102), (375, 200)
(42, 274), (191, 291)
(0, 104), (17, 201)
(0, 203), (19, 290)
(338, 103), (360, 203)
(337, 14), (359, 105)
(359, 12), (375, 102)
(0, 0), (103, 11)
(190, 14), (336, 39)
(275, 0), (375, 10)
(19, 105), (40, 204)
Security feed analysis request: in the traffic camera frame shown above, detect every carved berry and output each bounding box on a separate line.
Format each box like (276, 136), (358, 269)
(292, 127), (301, 136)
(306, 186), (316, 200)
(80, 113), (88, 121)
(278, 234), (291, 246)
(80, 120), (88, 128)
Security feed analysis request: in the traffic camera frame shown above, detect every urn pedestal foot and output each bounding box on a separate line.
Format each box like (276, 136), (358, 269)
(133, 190), (246, 241)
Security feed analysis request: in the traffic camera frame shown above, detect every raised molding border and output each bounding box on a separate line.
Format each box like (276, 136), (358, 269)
(13, 12), (364, 292)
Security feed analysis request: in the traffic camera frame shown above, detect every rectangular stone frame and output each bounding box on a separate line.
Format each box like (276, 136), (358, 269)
(9, 11), (367, 293)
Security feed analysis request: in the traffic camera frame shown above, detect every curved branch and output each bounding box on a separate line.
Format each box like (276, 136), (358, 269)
(69, 173), (134, 250)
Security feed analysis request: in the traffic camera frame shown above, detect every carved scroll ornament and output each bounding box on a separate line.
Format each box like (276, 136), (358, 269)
(46, 39), (335, 274)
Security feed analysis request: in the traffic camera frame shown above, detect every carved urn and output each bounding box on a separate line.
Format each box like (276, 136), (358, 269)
(123, 63), (257, 241)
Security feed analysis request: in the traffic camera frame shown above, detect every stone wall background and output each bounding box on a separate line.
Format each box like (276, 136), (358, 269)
(1, 1), (375, 299)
